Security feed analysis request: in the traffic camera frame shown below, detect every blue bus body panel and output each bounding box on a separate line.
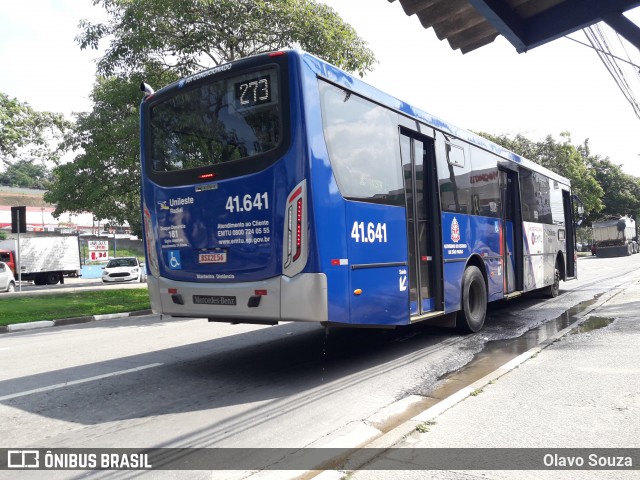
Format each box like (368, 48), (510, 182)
(299, 54), (410, 326)
(141, 53), (329, 288)
(345, 202), (409, 326)
(149, 168), (280, 282)
(441, 213), (504, 310)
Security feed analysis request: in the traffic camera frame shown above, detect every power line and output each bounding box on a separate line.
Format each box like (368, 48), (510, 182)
(564, 35), (640, 70)
(567, 24), (640, 120)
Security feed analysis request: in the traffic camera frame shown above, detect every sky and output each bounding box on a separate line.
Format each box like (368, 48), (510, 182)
(1, 0), (639, 175)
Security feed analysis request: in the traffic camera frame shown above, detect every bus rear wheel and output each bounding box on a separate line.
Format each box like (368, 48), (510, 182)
(456, 266), (487, 333)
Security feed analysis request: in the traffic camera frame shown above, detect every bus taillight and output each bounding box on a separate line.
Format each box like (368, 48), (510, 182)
(293, 198), (303, 261)
(198, 173), (216, 180)
(283, 180), (308, 276)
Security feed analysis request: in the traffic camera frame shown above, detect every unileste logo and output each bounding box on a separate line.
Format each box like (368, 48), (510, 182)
(169, 197), (194, 207)
(158, 197), (194, 214)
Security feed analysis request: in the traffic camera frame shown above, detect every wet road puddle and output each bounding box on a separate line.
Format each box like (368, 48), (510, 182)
(570, 316), (615, 334)
(376, 297), (616, 434)
(428, 299), (609, 401)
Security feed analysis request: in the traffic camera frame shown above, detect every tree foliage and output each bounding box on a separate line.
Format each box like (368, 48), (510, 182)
(78, 0), (376, 78)
(45, 68), (179, 235)
(44, 0), (377, 234)
(476, 131), (605, 217)
(0, 92), (69, 186)
(0, 159), (53, 189)
(584, 154), (640, 222)
(0, 92), (69, 160)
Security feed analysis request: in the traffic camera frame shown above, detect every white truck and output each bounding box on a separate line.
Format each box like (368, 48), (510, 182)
(0, 236), (81, 285)
(591, 215), (638, 257)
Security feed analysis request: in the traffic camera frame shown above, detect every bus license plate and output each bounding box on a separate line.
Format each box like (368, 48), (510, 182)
(199, 251), (227, 263)
(193, 295), (236, 306)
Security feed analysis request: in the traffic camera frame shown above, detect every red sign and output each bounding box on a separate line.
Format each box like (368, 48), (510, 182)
(90, 251), (109, 261)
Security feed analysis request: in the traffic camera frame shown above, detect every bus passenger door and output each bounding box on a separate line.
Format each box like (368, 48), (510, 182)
(499, 169), (523, 296)
(400, 131), (443, 318)
(563, 190), (577, 279)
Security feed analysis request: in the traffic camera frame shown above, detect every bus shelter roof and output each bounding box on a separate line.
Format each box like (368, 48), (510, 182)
(388, 0), (640, 54)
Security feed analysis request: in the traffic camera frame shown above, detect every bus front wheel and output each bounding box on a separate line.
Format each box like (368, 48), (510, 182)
(456, 266), (487, 333)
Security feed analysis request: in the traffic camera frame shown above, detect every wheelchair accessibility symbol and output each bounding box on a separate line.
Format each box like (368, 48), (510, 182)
(168, 250), (182, 270)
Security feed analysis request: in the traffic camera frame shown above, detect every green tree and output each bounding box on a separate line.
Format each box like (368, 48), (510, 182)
(584, 155), (640, 222)
(46, 0), (376, 235)
(0, 159), (52, 189)
(476, 132), (604, 216)
(45, 68), (178, 236)
(0, 92), (69, 183)
(78, 0), (376, 78)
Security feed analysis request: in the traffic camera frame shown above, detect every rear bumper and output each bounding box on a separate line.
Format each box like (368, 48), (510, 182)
(147, 273), (328, 323)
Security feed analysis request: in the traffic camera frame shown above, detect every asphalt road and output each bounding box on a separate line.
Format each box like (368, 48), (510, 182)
(1, 254), (639, 478)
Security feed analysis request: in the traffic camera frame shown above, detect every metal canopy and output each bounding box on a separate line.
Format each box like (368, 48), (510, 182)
(388, 0), (640, 53)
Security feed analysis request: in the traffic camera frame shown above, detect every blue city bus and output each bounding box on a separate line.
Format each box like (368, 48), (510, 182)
(139, 49), (578, 333)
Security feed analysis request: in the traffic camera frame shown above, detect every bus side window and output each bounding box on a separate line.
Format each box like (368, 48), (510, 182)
(469, 146), (501, 218)
(318, 80), (404, 206)
(436, 138), (472, 215)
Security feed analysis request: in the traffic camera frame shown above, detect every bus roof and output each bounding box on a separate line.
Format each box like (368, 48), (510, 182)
(143, 49), (571, 187)
(296, 50), (571, 187)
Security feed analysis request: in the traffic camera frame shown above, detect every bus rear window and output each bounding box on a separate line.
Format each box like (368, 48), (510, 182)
(149, 68), (281, 172)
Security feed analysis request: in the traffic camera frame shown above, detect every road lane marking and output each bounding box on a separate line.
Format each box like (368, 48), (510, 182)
(0, 363), (164, 401)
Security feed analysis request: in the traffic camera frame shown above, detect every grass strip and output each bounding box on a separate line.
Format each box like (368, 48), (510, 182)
(0, 289), (151, 326)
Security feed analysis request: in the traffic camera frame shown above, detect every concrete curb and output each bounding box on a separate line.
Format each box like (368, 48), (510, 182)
(0, 310), (153, 334)
(267, 285), (631, 479)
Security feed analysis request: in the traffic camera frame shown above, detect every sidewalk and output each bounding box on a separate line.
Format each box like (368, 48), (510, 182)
(336, 279), (640, 479)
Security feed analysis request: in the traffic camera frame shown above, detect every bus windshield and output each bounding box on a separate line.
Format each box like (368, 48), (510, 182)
(149, 67), (282, 172)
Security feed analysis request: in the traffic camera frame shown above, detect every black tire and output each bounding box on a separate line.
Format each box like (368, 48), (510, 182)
(46, 273), (60, 285)
(456, 266), (487, 333)
(7, 281), (15, 293)
(34, 275), (46, 286)
(545, 262), (560, 298)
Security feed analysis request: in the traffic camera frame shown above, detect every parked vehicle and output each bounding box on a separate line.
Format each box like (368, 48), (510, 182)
(102, 257), (146, 283)
(591, 216), (638, 257)
(0, 261), (16, 293)
(0, 236), (81, 285)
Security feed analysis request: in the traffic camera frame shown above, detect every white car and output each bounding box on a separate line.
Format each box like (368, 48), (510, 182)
(0, 261), (16, 293)
(102, 257), (146, 283)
